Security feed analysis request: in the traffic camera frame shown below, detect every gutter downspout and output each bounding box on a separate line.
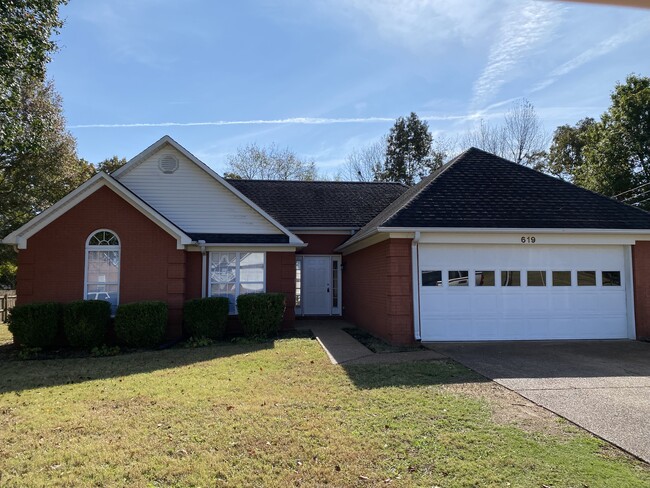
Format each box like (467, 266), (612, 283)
(199, 240), (207, 298)
(411, 231), (421, 341)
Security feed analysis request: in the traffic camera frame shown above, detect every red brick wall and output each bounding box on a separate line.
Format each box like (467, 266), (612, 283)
(296, 234), (349, 255)
(633, 241), (650, 340)
(342, 238), (414, 345)
(266, 252), (296, 326)
(185, 251), (203, 301)
(17, 185), (186, 340)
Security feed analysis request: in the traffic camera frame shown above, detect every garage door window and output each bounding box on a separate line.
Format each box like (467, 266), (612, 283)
(422, 270), (443, 287)
(475, 271), (495, 286)
(553, 271), (572, 286)
(578, 271), (596, 286)
(527, 270), (546, 287)
(602, 271), (621, 286)
(449, 270), (469, 286)
(501, 270), (520, 286)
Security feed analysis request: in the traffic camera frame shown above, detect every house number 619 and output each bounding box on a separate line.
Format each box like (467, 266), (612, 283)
(521, 236), (536, 244)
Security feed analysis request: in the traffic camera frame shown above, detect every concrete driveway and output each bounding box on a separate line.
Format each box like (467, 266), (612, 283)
(430, 340), (650, 463)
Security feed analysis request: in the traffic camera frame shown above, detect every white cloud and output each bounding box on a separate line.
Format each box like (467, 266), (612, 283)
(531, 17), (650, 93)
(471, 1), (565, 108)
(325, 0), (501, 49)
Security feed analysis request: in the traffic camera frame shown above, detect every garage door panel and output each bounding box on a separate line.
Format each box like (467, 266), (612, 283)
(501, 294), (526, 314)
(419, 244), (630, 341)
(523, 294), (550, 313)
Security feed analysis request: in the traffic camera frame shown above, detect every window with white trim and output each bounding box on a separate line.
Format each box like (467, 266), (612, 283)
(85, 230), (120, 313)
(210, 252), (265, 314)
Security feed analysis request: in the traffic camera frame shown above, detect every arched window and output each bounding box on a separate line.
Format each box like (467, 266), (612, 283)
(85, 230), (120, 313)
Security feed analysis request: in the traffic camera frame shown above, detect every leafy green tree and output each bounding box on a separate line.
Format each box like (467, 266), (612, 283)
(543, 74), (650, 207)
(225, 143), (317, 180)
(96, 156), (127, 174)
(0, 1), (94, 289)
(0, 79), (93, 289)
(383, 112), (435, 185)
(1, 0), (67, 157)
(544, 118), (597, 181)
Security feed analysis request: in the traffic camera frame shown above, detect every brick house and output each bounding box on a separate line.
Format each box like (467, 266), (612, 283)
(4, 136), (650, 344)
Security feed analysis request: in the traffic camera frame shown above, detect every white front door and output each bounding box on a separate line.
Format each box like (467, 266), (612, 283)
(302, 256), (332, 315)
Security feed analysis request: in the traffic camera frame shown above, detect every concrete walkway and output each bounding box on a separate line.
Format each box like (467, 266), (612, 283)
(298, 320), (446, 365)
(431, 341), (650, 463)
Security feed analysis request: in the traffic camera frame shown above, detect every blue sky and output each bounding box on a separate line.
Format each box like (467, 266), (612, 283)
(49, 0), (650, 177)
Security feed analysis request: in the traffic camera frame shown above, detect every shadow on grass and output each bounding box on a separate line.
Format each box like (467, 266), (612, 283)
(341, 359), (488, 390)
(0, 338), (284, 395)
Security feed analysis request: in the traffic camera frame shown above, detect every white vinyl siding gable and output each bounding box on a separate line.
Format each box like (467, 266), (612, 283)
(116, 146), (281, 235)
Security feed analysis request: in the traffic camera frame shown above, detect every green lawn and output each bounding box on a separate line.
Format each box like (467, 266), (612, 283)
(0, 332), (648, 487)
(0, 322), (11, 346)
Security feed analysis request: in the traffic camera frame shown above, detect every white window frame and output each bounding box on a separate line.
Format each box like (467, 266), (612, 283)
(84, 229), (121, 314)
(209, 251), (266, 314)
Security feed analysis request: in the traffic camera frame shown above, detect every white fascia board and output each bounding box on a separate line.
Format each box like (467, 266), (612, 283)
(186, 244), (301, 252)
(2, 172), (192, 250)
(290, 227), (358, 235)
(114, 135), (304, 246)
(336, 232), (389, 256)
(379, 227), (650, 246)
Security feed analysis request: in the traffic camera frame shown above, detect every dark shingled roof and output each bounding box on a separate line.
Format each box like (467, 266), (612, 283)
(227, 179), (408, 228)
(186, 233), (289, 244)
(342, 147), (650, 248)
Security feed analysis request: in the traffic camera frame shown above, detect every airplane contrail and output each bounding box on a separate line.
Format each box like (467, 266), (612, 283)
(69, 113), (482, 129)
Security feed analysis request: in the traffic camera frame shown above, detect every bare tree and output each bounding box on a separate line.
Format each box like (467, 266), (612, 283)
(343, 139), (385, 181)
(462, 119), (508, 158)
(504, 99), (547, 165)
(462, 98), (547, 165)
(225, 143), (318, 180)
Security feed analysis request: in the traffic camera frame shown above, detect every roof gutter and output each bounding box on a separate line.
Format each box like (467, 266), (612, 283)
(198, 240), (207, 298)
(412, 231), (421, 341)
(377, 226), (650, 235)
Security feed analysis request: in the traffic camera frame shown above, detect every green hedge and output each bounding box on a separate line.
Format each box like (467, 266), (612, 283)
(63, 300), (111, 348)
(8, 302), (61, 348)
(236, 293), (285, 338)
(183, 297), (229, 340)
(114, 301), (168, 348)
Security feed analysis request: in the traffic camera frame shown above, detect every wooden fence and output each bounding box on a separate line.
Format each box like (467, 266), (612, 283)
(0, 292), (16, 323)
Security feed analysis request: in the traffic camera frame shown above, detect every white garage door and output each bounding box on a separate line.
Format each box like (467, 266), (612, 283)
(418, 244), (631, 341)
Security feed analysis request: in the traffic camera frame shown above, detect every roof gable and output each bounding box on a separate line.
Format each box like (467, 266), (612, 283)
(2, 172), (192, 249)
(113, 136), (303, 245)
(340, 148), (650, 249)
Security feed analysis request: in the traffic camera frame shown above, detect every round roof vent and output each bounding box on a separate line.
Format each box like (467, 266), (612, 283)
(159, 154), (179, 174)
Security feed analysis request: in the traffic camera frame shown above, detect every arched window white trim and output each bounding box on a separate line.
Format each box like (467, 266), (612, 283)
(84, 229), (120, 313)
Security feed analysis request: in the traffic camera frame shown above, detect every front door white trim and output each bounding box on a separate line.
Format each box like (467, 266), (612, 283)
(297, 255), (342, 316)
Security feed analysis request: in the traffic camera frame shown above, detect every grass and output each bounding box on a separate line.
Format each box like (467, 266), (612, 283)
(0, 322), (12, 346)
(0, 332), (648, 486)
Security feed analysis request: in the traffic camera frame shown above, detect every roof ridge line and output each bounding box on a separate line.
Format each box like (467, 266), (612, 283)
(227, 178), (407, 186)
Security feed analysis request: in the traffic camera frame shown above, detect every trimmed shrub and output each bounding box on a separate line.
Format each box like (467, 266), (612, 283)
(8, 302), (61, 348)
(114, 301), (168, 348)
(63, 300), (111, 348)
(236, 293), (285, 338)
(183, 297), (229, 340)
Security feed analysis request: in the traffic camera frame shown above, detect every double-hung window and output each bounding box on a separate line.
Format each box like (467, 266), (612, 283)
(210, 252), (265, 313)
(85, 230), (120, 314)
